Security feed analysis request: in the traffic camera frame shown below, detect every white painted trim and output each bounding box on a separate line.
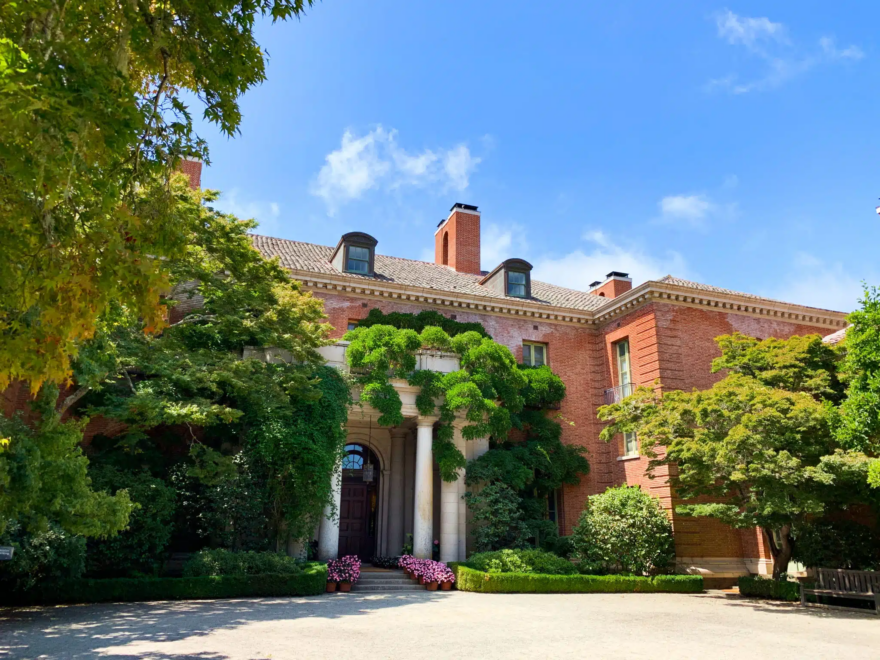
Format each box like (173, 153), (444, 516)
(434, 207), (482, 235)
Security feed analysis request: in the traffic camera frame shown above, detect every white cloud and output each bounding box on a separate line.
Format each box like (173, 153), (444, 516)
(819, 36), (865, 61)
(481, 222), (528, 270)
(311, 126), (481, 215)
(716, 10), (787, 49)
(708, 10), (864, 94)
(722, 174), (739, 190)
(213, 189), (281, 231)
(659, 194), (715, 224)
(531, 230), (691, 292)
(764, 252), (868, 312)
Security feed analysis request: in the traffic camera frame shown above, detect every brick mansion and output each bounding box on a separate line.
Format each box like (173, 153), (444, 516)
(247, 194), (847, 581)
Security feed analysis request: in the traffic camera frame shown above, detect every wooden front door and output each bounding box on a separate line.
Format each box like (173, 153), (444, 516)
(339, 482), (374, 559)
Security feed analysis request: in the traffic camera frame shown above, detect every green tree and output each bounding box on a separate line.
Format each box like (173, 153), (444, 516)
(599, 372), (873, 579)
(0, 385), (133, 542)
(0, 0), (315, 389)
(571, 486), (675, 576)
(836, 286), (880, 455)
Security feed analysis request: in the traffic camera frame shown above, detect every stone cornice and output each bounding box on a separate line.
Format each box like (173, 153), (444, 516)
(290, 268), (849, 330)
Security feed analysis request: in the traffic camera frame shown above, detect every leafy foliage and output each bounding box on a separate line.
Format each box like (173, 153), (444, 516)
(355, 308), (490, 338)
(86, 465), (177, 578)
(0, 0), (316, 388)
(467, 548), (577, 575)
(0, 521), (86, 593)
(182, 548), (304, 577)
(571, 486), (675, 576)
(452, 564), (703, 593)
(464, 482), (532, 552)
(738, 575), (801, 602)
(791, 519), (880, 571)
(836, 286), (880, 454)
(0, 386), (132, 540)
(598, 332), (876, 579)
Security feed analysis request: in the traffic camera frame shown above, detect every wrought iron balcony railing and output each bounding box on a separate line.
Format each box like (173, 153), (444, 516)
(603, 382), (634, 405)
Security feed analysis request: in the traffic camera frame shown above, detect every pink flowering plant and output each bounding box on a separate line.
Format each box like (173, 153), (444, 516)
(327, 555), (361, 583)
(398, 555), (454, 583)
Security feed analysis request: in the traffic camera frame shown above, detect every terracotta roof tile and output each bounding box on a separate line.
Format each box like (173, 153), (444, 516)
(251, 234), (613, 312)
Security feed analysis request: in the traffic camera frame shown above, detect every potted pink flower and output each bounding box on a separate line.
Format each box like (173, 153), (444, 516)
(327, 555), (361, 592)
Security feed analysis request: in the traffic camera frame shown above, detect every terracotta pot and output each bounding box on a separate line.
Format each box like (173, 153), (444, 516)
(339, 581), (352, 593)
(426, 581), (439, 591)
(326, 582), (338, 593)
(441, 581), (453, 591)
(419, 577), (426, 585)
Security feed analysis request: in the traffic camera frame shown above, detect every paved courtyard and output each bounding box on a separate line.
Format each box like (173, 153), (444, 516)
(1, 591), (878, 660)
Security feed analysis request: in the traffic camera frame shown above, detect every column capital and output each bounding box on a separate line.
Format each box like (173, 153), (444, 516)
(389, 426), (410, 439)
(416, 416), (439, 428)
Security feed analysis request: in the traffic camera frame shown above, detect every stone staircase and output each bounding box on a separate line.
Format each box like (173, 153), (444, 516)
(352, 569), (426, 593)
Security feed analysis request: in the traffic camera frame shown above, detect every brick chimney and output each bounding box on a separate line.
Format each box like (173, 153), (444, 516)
(179, 158), (203, 190)
(590, 271), (632, 299)
(435, 203), (481, 275)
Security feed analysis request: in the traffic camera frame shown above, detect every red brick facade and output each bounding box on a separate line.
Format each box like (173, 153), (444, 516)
(435, 206), (482, 275)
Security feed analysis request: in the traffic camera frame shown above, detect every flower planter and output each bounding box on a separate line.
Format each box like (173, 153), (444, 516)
(339, 581), (352, 593)
(426, 581), (439, 591)
(326, 582), (338, 593)
(441, 581), (453, 591)
(419, 577), (426, 585)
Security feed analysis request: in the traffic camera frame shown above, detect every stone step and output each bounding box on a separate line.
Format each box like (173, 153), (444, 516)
(352, 584), (426, 593)
(358, 574), (411, 581)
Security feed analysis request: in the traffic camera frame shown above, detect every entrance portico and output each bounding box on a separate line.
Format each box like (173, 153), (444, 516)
(317, 411), (486, 562)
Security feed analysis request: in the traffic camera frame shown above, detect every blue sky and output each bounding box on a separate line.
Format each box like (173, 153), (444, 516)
(196, 1), (879, 313)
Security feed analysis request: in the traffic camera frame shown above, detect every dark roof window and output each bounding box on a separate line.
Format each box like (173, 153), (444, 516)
(479, 258), (533, 299)
(330, 232), (378, 276)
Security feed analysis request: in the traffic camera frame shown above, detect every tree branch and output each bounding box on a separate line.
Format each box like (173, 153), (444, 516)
(58, 385), (90, 416)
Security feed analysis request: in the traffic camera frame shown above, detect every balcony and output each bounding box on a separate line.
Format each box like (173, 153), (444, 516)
(603, 382), (634, 405)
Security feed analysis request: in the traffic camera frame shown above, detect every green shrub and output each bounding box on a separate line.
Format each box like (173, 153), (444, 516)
(0, 564), (328, 606)
(468, 549), (577, 575)
(464, 482), (531, 552)
(541, 535), (574, 559)
(0, 522), (86, 593)
(738, 576), (801, 602)
(791, 520), (880, 571)
(183, 548), (304, 577)
(451, 564), (702, 594)
(86, 465), (177, 577)
(571, 485), (675, 575)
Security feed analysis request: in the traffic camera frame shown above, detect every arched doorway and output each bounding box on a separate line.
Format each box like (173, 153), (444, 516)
(339, 443), (381, 560)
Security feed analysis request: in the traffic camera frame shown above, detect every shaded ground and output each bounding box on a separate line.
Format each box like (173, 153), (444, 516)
(1, 590), (878, 660)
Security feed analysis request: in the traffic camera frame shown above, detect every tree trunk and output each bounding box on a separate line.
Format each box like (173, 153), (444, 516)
(770, 524), (793, 581)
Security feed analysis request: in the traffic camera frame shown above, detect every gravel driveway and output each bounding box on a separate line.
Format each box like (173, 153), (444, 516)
(1, 591), (878, 660)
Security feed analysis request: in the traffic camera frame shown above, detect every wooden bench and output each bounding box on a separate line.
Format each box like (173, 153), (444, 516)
(800, 568), (880, 614)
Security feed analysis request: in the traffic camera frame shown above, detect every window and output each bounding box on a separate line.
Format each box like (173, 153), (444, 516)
(341, 444), (365, 470)
(522, 341), (547, 367)
(347, 320), (359, 332)
(346, 245), (370, 274)
(623, 431), (639, 458)
(547, 488), (560, 524)
(507, 270), (527, 297)
(615, 339), (632, 396)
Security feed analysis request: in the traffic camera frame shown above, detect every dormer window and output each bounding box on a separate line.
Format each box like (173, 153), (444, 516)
(507, 270), (527, 297)
(330, 232), (378, 277)
(479, 258), (533, 299)
(346, 246), (370, 274)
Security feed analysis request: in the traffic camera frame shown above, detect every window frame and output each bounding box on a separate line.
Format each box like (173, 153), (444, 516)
(522, 340), (548, 367)
(506, 269), (528, 298)
(345, 244), (372, 274)
(615, 339), (633, 396)
(622, 431), (639, 458)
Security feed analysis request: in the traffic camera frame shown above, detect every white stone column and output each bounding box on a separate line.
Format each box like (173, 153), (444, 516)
(317, 462), (342, 561)
(388, 428), (407, 555)
(441, 424), (467, 563)
(413, 417), (437, 559)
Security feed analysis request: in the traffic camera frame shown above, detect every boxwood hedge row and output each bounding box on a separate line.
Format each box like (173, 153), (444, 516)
(450, 564), (703, 594)
(737, 575), (801, 602)
(0, 563), (327, 606)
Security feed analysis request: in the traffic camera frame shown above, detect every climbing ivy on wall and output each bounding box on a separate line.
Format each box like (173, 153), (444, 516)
(343, 310), (590, 543)
(355, 308), (490, 338)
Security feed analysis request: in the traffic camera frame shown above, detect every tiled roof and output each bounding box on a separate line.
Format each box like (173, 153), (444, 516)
(656, 275), (843, 313)
(822, 326), (849, 345)
(251, 235), (612, 312)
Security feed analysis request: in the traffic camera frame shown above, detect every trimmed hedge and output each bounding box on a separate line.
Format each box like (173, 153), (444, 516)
(450, 564), (703, 594)
(0, 564), (327, 606)
(738, 576), (801, 602)
(183, 548), (304, 577)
